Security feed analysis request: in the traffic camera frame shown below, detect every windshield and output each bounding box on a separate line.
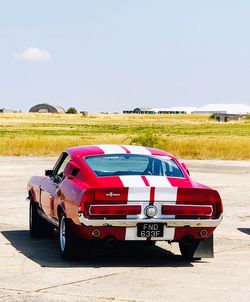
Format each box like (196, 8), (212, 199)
(84, 154), (184, 178)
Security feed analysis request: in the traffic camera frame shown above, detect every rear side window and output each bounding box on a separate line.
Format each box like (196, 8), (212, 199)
(53, 153), (71, 180)
(57, 155), (71, 176)
(84, 154), (184, 178)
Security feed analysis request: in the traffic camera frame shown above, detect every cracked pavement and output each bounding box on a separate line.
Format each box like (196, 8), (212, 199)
(0, 157), (250, 301)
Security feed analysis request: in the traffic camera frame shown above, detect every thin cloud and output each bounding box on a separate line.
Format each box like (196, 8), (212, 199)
(14, 47), (51, 62)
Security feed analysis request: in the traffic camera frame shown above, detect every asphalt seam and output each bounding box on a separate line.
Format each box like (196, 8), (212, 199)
(0, 288), (143, 302)
(0, 288), (30, 293)
(215, 244), (250, 254)
(36, 268), (145, 292)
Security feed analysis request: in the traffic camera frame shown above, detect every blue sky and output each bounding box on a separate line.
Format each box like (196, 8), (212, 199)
(0, 1), (250, 112)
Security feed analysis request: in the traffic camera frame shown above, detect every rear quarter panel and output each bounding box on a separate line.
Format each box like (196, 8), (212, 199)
(56, 178), (89, 225)
(27, 176), (46, 205)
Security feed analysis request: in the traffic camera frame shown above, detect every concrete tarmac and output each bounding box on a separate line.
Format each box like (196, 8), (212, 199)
(0, 157), (250, 302)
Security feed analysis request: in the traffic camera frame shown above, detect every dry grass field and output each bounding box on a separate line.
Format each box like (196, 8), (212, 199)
(1, 113), (250, 159)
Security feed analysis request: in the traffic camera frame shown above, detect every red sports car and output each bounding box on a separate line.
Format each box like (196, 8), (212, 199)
(27, 145), (223, 259)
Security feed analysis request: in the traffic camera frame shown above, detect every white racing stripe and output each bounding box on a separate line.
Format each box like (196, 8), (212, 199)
(154, 187), (177, 201)
(125, 227), (147, 241)
(122, 145), (151, 155)
(154, 188), (177, 221)
(119, 171), (177, 241)
(125, 198), (149, 240)
(126, 187), (151, 201)
(125, 188), (149, 240)
(96, 144), (127, 154)
(126, 187), (150, 219)
(125, 188), (150, 240)
(145, 176), (172, 187)
(119, 176), (146, 188)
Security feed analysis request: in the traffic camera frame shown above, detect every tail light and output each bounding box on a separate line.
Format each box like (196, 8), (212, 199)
(176, 188), (223, 219)
(89, 205), (141, 216)
(162, 204), (213, 217)
(79, 189), (95, 215)
(79, 188), (139, 219)
(210, 190), (223, 218)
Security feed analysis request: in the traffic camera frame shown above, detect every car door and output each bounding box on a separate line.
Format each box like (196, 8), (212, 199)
(40, 152), (71, 218)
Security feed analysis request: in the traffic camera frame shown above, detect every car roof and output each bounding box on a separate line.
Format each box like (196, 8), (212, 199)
(66, 144), (175, 159)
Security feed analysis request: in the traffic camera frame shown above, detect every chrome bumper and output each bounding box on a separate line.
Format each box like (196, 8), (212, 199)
(78, 213), (223, 228)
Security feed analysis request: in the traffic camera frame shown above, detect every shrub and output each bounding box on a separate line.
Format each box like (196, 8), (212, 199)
(66, 107), (78, 114)
(209, 113), (215, 120)
(130, 132), (160, 148)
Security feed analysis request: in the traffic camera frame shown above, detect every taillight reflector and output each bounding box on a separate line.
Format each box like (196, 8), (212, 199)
(162, 204), (213, 216)
(89, 205), (141, 216)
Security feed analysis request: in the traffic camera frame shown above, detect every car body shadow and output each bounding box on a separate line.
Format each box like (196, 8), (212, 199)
(1, 230), (204, 268)
(238, 228), (250, 235)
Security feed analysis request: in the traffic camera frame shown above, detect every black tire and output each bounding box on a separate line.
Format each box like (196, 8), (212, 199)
(58, 212), (77, 259)
(29, 199), (54, 238)
(179, 238), (201, 260)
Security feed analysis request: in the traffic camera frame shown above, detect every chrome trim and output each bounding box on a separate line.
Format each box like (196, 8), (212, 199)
(89, 204), (141, 216)
(162, 204), (213, 217)
(38, 209), (59, 227)
(78, 212), (223, 228)
(59, 215), (66, 251)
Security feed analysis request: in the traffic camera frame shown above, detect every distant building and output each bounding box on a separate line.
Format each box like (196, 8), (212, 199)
(123, 107), (156, 114)
(29, 103), (65, 113)
(191, 104), (250, 115)
(152, 107), (197, 114)
(80, 111), (88, 116)
(124, 104), (250, 115)
(123, 106), (197, 114)
(213, 113), (247, 122)
(0, 108), (20, 113)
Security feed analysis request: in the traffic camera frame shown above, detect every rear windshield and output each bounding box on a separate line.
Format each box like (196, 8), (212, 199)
(84, 154), (184, 178)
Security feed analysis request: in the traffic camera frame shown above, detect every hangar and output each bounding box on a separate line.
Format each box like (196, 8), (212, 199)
(29, 103), (65, 113)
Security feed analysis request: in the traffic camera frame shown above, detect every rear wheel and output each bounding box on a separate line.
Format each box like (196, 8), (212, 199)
(29, 199), (54, 238)
(58, 212), (77, 259)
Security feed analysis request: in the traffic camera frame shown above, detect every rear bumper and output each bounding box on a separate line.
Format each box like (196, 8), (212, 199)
(78, 213), (223, 228)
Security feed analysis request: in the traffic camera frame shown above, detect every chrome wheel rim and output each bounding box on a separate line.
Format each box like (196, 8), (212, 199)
(60, 216), (66, 251)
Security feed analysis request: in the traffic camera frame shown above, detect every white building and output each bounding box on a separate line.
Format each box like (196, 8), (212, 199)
(191, 104), (250, 115)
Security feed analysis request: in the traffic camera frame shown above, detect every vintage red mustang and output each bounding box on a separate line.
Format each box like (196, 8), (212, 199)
(27, 145), (223, 259)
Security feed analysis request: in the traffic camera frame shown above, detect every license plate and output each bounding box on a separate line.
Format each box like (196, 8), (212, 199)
(137, 223), (164, 238)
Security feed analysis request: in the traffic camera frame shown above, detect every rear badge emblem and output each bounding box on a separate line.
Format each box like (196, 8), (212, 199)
(106, 192), (120, 197)
(145, 205), (158, 218)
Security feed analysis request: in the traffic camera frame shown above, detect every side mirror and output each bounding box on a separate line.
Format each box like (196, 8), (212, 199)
(181, 162), (190, 176)
(45, 169), (54, 177)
